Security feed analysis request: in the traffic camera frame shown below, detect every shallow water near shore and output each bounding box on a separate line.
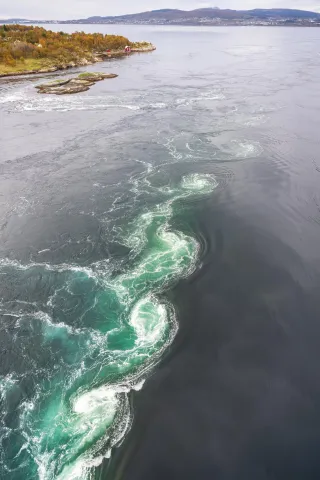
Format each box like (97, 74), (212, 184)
(1, 25), (320, 480)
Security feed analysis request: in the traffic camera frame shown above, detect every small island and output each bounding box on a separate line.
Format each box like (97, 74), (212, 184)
(35, 72), (118, 94)
(0, 24), (155, 77)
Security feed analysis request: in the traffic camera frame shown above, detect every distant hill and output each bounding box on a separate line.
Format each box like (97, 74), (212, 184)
(64, 7), (320, 24)
(1, 8), (320, 25)
(245, 8), (320, 18)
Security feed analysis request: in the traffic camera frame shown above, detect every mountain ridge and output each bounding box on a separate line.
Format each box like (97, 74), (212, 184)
(1, 8), (320, 25)
(79, 7), (320, 22)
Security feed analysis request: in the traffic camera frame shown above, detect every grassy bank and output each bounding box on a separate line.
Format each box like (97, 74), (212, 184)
(0, 25), (154, 76)
(0, 58), (53, 75)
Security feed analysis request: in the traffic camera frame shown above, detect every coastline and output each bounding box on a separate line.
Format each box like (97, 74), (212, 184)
(0, 44), (156, 78)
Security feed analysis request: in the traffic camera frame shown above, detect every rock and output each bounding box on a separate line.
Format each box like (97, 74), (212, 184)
(68, 78), (95, 86)
(131, 45), (156, 53)
(36, 71), (118, 95)
(38, 83), (90, 95)
(74, 58), (91, 66)
(36, 78), (93, 94)
(35, 79), (71, 89)
(77, 72), (118, 82)
(103, 73), (118, 79)
(38, 67), (58, 73)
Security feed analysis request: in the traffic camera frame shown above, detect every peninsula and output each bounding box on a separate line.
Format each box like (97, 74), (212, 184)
(0, 25), (155, 77)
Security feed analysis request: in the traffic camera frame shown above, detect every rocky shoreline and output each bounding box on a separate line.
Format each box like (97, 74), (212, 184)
(0, 45), (156, 78)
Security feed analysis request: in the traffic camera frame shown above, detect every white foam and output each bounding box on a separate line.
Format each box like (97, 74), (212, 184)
(0, 373), (17, 400)
(0, 257), (97, 277)
(176, 91), (225, 106)
(130, 296), (167, 346)
(181, 173), (218, 193)
(0, 90), (26, 104)
(21, 102), (140, 113)
(0, 89), (141, 112)
(73, 385), (118, 419)
(148, 103), (167, 109)
(56, 458), (89, 480)
(133, 379), (145, 391)
(219, 139), (263, 159)
(234, 140), (263, 158)
(34, 311), (80, 338)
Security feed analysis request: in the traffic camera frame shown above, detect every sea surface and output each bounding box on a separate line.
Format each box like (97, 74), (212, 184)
(1, 25), (320, 480)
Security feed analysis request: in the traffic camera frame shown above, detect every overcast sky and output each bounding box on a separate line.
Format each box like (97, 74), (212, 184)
(1, 0), (320, 20)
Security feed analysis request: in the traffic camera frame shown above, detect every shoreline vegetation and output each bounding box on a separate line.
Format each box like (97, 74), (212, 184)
(0, 24), (155, 77)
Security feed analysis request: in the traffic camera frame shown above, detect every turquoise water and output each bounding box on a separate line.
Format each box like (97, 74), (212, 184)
(0, 172), (217, 479)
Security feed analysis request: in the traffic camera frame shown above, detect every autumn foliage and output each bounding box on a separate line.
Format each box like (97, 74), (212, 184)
(0, 24), (132, 66)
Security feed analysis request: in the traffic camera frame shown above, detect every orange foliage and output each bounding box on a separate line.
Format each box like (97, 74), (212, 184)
(0, 25), (131, 64)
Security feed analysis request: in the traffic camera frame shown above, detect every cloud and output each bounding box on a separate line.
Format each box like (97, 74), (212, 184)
(0, 0), (319, 20)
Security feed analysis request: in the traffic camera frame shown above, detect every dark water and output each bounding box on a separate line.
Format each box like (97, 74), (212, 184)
(1, 25), (320, 480)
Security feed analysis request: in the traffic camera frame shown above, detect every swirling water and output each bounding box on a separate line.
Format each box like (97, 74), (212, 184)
(1, 25), (320, 480)
(0, 172), (217, 480)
